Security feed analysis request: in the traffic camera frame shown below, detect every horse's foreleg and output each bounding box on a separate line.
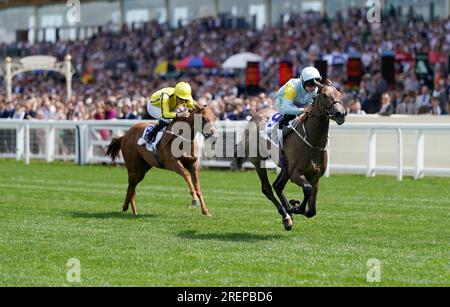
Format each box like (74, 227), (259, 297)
(169, 160), (210, 217)
(186, 161), (210, 217)
(305, 182), (319, 218)
(124, 161), (150, 215)
(272, 167), (292, 216)
(290, 171), (313, 216)
(253, 160), (292, 231)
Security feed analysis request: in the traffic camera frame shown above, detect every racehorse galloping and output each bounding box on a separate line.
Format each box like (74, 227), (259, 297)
(233, 80), (346, 231)
(106, 107), (217, 217)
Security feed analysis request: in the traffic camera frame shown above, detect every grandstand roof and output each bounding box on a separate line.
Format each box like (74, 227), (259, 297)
(0, 0), (97, 9)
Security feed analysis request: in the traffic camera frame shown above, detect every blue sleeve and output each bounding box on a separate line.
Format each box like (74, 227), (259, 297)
(278, 99), (303, 115)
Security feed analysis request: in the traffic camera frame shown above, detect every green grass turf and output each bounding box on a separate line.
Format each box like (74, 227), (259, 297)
(0, 159), (449, 286)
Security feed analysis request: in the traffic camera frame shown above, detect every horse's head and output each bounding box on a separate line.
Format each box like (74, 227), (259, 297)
(189, 106), (218, 140)
(314, 79), (347, 125)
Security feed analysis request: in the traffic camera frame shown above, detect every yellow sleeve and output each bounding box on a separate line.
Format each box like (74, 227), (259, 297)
(283, 82), (297, 101)
(161, 94), (177, 119)
(185, 99), (196, 110)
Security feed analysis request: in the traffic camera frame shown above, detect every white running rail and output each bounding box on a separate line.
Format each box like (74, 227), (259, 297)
(1, 118), (450, 181)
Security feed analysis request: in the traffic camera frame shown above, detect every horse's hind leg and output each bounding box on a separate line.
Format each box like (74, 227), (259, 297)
(253, 159), (292, 231)
(124, 159), (151, 215)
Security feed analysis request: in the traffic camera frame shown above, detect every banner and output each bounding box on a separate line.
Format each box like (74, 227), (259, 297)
(314, 60), (328, 81)
(381, 52), (396, 85)
(246, 62), (260, 87)
(279, 61), (293, 86)
(346, 57), (363, 87)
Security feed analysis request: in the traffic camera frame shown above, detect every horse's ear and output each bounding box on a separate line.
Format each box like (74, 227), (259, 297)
(314, 80), (324, 91)
(323, 79), (333, 86)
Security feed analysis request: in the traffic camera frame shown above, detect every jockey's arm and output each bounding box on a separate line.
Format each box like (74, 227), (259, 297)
(161, 95), (177, 119)
(279, 82), (304, 115)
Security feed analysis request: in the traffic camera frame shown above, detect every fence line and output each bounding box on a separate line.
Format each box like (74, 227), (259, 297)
(1, 119), (450, 181)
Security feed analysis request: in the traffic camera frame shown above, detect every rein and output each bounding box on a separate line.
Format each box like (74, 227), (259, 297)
(291, 120), (329, 152)
(163, 109), (216, 144)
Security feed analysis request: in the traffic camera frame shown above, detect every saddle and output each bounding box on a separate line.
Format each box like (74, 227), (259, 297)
(137, 124), (166, 152)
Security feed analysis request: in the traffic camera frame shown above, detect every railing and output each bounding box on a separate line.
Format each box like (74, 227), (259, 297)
(1, 118), (450, 180)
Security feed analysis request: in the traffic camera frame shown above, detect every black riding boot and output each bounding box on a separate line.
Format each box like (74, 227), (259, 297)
(278, 114), (296, 130)
(144, 120), (168, 143)
(277, 114), (295, 169)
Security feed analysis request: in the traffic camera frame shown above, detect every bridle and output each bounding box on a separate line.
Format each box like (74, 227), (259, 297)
(313, 81), (346, 119)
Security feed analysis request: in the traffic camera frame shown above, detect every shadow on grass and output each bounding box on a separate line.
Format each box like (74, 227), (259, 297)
(70, 211), (158, 220)
(177, 230), (283, 242)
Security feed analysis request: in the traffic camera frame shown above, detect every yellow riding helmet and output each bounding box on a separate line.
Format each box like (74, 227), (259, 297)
(174, 82), (193, 101)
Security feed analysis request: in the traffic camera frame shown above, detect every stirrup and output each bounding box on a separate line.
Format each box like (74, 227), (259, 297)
(144, 130), (154, 144)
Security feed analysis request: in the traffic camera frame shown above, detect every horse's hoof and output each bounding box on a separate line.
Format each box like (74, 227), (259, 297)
(191, 199), (201, 207)
(290, 205), (306, 215)
(305, 210), (316, 218)
(289, 199), (300, 206)
(205, 213), (212, 218)
(282, 216), (293, 231)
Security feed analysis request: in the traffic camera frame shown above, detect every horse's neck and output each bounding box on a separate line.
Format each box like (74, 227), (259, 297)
(167, 118), (196, 141)
(304, 114), (329, 148)
(158, 119), (196, 153)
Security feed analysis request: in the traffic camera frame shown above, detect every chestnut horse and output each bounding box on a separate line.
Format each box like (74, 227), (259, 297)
(106, 107), (217, 217)
(233, 81), (346, 231)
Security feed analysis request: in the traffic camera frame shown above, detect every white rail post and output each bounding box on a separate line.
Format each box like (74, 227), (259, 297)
(324, 147), (330, 178)
(415, 130), (424, 179)
(45, 125), (55, 162)
(5, 57), (12, 102)
(397, 128), (403, 181)
(65, 54), (72, 102)
(79, 124), (89, 165)
(16, 124), (25, 161)
(366, 129), (376, 177)
(24, 123), (30, 165)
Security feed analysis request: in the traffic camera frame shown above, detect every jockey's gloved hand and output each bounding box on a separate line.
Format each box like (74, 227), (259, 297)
(177, 112), (189, 118)
(303, 105), (313, 114)
(300, 113), (309, 122)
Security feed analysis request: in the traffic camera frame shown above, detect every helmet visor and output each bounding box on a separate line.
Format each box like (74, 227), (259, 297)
(304, 78), (321, 88)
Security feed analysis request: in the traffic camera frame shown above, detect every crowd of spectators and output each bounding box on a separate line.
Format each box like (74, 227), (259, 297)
(1, 8), (450, 121)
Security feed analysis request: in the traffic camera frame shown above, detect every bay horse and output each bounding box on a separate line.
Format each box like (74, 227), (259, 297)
(106, 107), (217, 217)
(233, 80), (346, 231)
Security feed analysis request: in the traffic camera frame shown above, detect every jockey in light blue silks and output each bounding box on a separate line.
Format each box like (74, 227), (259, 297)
(274, 66), (322, 142)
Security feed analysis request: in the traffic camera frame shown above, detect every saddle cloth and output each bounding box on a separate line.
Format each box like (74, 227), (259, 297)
(260, 113), (296, 148)
(137, 124), (166, 152)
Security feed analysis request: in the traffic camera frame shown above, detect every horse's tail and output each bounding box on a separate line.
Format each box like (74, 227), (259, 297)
(106, 136), (123, 165)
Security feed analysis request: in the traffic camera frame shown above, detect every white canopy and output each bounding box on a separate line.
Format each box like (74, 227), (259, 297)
(222, 52), (263, 69)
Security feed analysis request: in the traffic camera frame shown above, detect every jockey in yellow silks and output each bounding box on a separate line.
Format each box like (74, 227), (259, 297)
(144, 81), (197, 143)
